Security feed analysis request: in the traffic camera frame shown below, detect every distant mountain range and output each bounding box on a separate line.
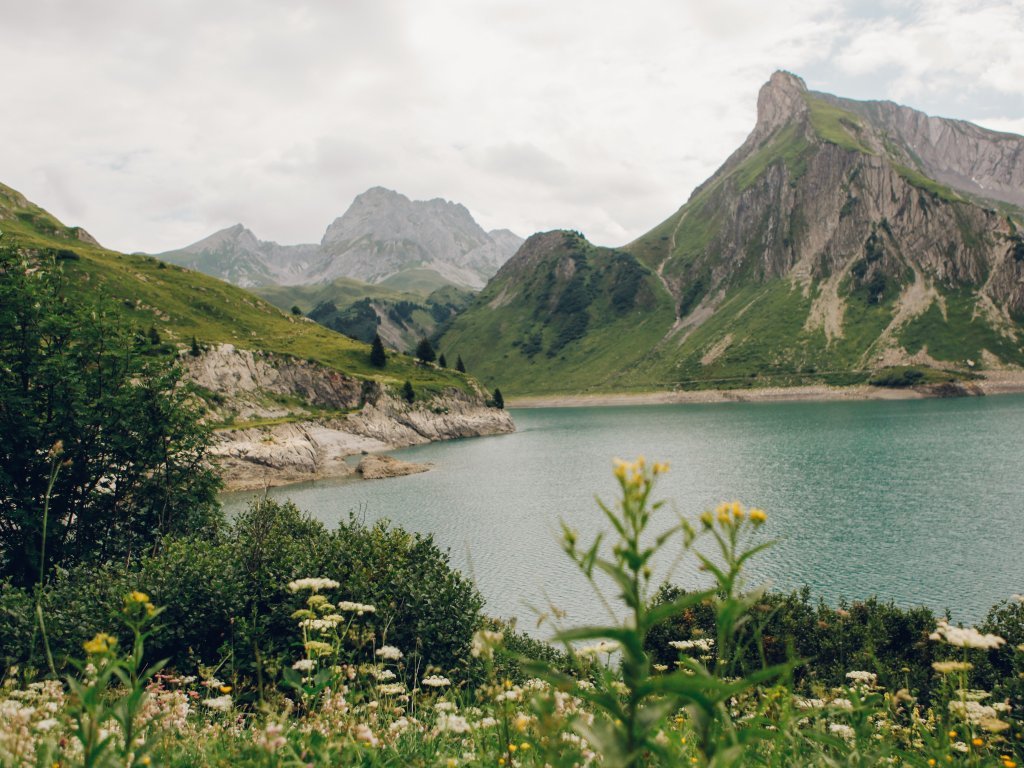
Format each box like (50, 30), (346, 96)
(156, 187), (523, 292)
(441, 71), (1024, 394)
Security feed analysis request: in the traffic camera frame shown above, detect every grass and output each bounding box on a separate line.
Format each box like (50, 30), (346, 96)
(0, 183), (472, 396)
(804, 95), (874, 154)
(899, 289), (1024, 366)
(893, 164), (966, 203)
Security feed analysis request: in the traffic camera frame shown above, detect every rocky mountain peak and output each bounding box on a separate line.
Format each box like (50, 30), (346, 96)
(756, 70), (809, 134)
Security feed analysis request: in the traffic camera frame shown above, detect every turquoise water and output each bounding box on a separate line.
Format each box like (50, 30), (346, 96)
(222, 395), (1024, 629)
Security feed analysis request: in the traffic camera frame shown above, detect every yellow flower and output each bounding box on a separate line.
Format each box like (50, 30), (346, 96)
(700, 511), (713, 529)
(948, 731), (958, 739)
(749, 508), (767, 525)
(220, 685), (232, 694)
(519, 743), (531, 750)
(83, 632), (117, 655)
(652, 461), (670, 475)
(731, 501), (744, 519)
(508, 744), (517, 752)
(972, 737), (984, 747)
(446, 760), (458, 768)
(129, 590), (149, 603)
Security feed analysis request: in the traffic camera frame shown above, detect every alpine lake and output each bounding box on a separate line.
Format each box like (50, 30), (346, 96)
(222, 393), (1024, 633)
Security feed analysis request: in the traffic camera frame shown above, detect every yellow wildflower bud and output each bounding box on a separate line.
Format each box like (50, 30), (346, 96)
(749, 508), (767, 525)
(730, 501), (743, 518)
(508, 744), (517, 752)
(700, 511), (713, 529)
(220, 685), (232, 693)
(948, 730), (958, 738)
(520, 742), (531, 750)
(129, 591), (150, 603)
(972, 737), (984, 747)
(83, 632), (117, 655)
(653, 461), (669, 475)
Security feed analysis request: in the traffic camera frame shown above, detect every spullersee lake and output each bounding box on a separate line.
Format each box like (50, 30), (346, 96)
(222, 394), (1024, 631)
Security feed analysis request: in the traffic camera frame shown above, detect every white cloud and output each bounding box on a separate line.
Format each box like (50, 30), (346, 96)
(0, 0), (1020, 254)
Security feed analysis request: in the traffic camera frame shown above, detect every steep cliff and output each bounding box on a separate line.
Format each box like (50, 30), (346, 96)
(443, 72), (1024, 395)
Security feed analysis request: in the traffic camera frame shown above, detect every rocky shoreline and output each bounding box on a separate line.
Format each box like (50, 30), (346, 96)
(507, 371), (1024, 409)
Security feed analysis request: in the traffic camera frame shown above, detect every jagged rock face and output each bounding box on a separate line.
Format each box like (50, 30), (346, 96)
(315, 187), (521, 288)
(156, 188), (523, 291)
(157, 224), (319, 287)
(443, 72), (1024, 394)
(182, 343), (363, 411)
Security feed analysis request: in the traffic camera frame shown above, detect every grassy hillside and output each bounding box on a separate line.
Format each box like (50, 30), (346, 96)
(0, 183), (469, 394)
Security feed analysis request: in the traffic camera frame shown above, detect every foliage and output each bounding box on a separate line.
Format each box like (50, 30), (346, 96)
(402, 380), (415, 403)
(415, 337), (436, 364)
(0, 241), (222, 587)
(369, 333), (387, 368)
(491, 388), (504, 409)
(456, 354), (466, 373)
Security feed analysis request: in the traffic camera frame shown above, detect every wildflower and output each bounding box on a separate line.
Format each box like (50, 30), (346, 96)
(932, 660), (974, 674)
(34, 718), (58, 732)
(300, 617), (341, 632)
(291, 659), (316, 672)
(257, 722), (287, 752)
(470, 629), (504, 659)
(304, 641), (333, 656)
(422, 675), (451, 688)
(336, 600), (376, 615)
(354, 723), (379, 746)
(378, 683), (406, 696)
(435, 713), (471, 734)
(83, 633), (117, 655)
(219, 685), (232, 693)
(375, 645), (403, 661)
(287, 577), (340, 593)
(929, 620), (1005, 649)
(371, 667), (396, 681)
(845, 670), (877, 686)
(829, 723), (855, 740)
(749, 508), (767, 524)
(670, 638), (714, 652)
(202, 694), (232, 712)
(578, 640), (620, 657)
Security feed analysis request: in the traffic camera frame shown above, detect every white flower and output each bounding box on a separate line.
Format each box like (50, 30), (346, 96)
(378, 683), (406, 696)
(34, 718), (59, 732)
(929, 620), (1005, 650)
(375, 645), (403, 660)
(578, 640), (620, 657)
(336, 601), (376, 615)
(422, 675), (451, 688)
(670, 638), (714, 652)
(845, 671), (877, 686)
(301, 617), (340, 632)
(202, 694), (233, 712)
(829, 723), (855, 740)
(287, 578), (340, 593)
(435, 713), (472, 733)
(291, 659), (316, 672)
(370, 667), (396, 681)
(471, 629), (504, 659)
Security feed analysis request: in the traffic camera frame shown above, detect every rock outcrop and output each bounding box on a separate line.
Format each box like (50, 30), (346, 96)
(356, 454), (432, 480)
(186, 345), (514, 490)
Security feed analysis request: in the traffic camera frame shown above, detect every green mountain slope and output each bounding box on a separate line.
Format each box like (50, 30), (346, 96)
(0, 182), (469, 395)
(254, 277), (473, 352)
(442, 72), (1024, 395)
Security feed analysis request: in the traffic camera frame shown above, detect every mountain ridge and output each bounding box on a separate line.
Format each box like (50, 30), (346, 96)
(157, 187), (523, 291)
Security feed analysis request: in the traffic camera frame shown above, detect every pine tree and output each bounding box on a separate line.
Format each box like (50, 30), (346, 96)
(438, 353), (447, 368)
(456, 355), (466, 373)
(402, 380), (415, 404)
(148, 325), (162, 346)
(370, 333), (387, 367)
(190, 336), (202, 357)
(492, 388), (504, 409)
(415, 337), (436, 364)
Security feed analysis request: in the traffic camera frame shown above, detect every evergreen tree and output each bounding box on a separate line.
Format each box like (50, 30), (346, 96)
(148, 325), (162, 345)
(415, 337), (436, 364)
(456, 355), (466, 373)
(401, 380), (415, 404)
(291, 305), (302, 316)
(492, 388), (504, 409)
(438, 353), (447, 368)
(190, 336), (202, 357)
(370, 333), (387, 368)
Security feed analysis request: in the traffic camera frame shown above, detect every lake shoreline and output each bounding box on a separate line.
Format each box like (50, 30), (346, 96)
(507, 370), (1024, 409)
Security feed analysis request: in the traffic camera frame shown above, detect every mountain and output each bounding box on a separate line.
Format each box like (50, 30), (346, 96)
(0, 181), (473, 396)
(442, 72), (1024, 395)
(155, 224), (319, 287)
(157, 187), (523, 291)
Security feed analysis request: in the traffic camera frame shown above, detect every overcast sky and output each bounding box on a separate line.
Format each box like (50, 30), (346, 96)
(3, 0), (1023, 253)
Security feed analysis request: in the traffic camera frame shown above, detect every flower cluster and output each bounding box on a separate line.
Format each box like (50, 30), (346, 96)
(929, 620), (1006, 649)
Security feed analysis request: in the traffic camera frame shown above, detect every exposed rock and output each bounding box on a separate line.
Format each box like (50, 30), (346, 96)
(356, 454), (431, 480)
(185, 344), (515, 490)
(156, 187), (523, 291)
